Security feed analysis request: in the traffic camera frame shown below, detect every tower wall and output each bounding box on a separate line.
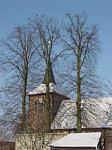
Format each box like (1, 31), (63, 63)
(29, 93), (68, 132)
(29, 94), (46, 132)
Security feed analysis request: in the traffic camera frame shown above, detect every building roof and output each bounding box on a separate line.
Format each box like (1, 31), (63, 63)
(28, 62), (57, 95)
(50, 132), (101, 148)
(42, 62), (55, 84)
(51, 97), (112, 129)
(28, 83), (55, 95)
(28, 83), (68, 97)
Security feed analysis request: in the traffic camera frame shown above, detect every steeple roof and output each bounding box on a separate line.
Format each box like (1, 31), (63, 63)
(28, 61), (69, 99)
(42, 62), (55, 84)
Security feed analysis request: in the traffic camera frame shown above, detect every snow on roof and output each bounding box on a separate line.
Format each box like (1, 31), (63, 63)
(50, 132), (101, 148)
(51, 100), (77, 129)
(28, 83), (64, 95)
(51, 97), (112, 129)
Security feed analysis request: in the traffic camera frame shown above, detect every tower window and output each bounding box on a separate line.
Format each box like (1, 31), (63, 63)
(38, 96), (43, 103)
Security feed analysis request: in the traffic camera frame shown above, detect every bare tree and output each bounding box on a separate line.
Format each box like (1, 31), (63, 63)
(0, 23), (41, 134)
(62, 13), (100, 132)
(31, 15), (62, 131)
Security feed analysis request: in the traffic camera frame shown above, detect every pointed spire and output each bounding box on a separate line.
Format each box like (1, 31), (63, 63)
(43, 62), (55, 84)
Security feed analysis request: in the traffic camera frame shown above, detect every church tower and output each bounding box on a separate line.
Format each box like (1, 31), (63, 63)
(28, 64), (69, 132)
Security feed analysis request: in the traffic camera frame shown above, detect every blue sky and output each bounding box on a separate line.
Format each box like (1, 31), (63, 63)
(0, 0), (112, 81)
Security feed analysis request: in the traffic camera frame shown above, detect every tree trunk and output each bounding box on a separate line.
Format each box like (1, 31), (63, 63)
(45, 62), (51, 132)
(46, 82), (51, 131)
(76, 48), (81, 132)
(21, 66), (28, 132)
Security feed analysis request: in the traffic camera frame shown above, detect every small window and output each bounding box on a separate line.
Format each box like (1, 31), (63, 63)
(38, 96), (43, 103)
